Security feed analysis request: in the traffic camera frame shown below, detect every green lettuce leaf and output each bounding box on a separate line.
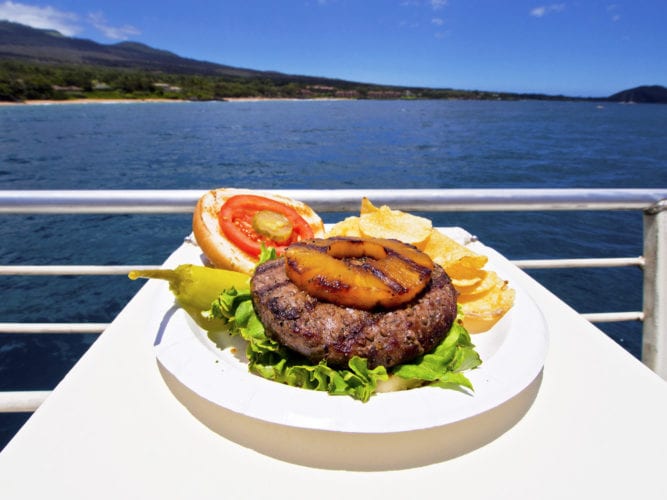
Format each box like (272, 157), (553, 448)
(207, 290), (481, 402)
(392, 311), (481, 391)
(257, 244), (277, 266)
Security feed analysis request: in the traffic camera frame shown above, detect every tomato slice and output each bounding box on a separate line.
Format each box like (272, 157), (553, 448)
(218, 195), (315, 257)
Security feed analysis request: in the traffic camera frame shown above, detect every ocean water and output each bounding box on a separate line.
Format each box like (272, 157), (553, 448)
(1, 99), (666, 448)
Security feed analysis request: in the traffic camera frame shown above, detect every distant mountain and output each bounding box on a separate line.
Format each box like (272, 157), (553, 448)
(0, 20), (345, 85)
(607, 85), (667, 104)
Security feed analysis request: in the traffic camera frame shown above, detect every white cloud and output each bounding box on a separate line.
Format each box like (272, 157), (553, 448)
(399, 1), (448, 13)
(607, 4), (621, 22)
(398, 0), (449, 37)
(430, 0), (447, 10)
(530, 6), (546, 17)
(0, 2), (140, 40)
(0, 1), (80, 35)
(87, 12), (140, 40)
(530, 4), (566, 18)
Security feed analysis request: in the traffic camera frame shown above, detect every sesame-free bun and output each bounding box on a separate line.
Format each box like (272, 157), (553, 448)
(192, 188), (325, 274)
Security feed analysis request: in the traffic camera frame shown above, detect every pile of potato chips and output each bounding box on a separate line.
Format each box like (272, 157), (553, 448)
(326, 198), (515, 333)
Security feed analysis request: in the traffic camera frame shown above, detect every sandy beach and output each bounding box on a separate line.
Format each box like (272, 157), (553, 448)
(0, 98), (189, 106)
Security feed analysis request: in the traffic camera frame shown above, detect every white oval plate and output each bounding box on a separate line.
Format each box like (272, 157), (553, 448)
(153, 233), (549, 434)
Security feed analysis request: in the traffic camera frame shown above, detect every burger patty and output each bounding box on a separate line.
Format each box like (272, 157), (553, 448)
(250, 257), (458, 369)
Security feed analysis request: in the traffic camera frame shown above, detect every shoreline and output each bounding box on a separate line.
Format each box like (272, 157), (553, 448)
(0, 97), (354, 106)
(0, 98), (189, 106)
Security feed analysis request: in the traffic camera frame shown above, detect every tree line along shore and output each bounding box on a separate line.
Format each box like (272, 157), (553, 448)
(0, 60), (592, 104)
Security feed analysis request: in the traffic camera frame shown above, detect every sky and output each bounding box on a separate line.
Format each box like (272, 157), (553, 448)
(1, 0), (665, 97)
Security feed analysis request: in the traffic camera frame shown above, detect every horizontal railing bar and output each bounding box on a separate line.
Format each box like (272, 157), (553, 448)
(1, 189), (666, 214)
(0, 391), (51, 413)
(512, 257), (644, 269)
(0, 265), (156, 275)
(581, 312), (644, 323)
(0, 258), (645, 276)
(0, 323), (108, 333)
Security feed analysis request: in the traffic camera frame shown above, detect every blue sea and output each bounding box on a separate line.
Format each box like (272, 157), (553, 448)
(1, 99), (666, 448)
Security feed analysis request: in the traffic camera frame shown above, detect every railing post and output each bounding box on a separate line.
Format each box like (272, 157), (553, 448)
(642, 200), (667, 378)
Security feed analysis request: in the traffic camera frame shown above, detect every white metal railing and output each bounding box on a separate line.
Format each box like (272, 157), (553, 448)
(1, 188), (666, 413)
(0, 265), (156, 275)
(1, 188), (666, 213)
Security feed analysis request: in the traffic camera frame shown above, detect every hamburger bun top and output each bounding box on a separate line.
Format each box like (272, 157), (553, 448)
(192, 187), (325, 274)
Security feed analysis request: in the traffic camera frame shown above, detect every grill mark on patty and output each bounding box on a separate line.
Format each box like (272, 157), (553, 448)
(254, 258), (284, 274)
(254, 258), (292, 295)
(268, 297), (300, 321)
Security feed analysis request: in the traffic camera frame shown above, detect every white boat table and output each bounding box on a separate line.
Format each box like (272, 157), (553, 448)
(2, 234), (667, 500)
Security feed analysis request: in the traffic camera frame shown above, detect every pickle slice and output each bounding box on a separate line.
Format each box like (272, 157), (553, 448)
(252, 210), (293, 243)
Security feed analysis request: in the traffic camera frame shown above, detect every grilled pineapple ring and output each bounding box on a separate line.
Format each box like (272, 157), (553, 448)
(284, 236), (434, 310)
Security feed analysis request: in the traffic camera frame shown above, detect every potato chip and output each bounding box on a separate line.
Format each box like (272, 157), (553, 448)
(452, 276), (484, 289)
(422, 229), (488, 269)
(458, 254), (488, 269)
(326, 216), (362, 237)
(359, 205), (432, 248)
(360, 197), (379, 214)
(455, 270), (505, 298)
(445, 261), (486, 280)
(459, 284), (515, 333)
